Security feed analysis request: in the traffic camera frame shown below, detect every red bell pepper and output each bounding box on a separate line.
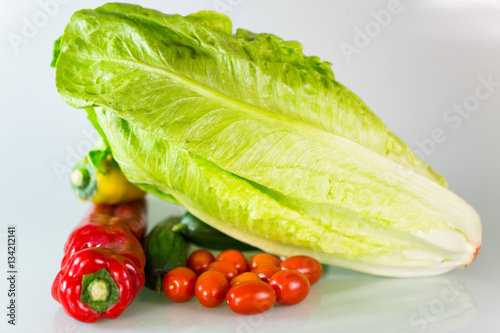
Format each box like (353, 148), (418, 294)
(51, 199), (147, 323)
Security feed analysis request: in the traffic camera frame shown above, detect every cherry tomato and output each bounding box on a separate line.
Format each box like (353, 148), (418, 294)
(205, 260), (238, 282)
(216, 249), (247, 274)
(187, 249), (214, 276)
(195, 271), (229, 308)
(162, 267), (197, 303)
(251, 264), (280, 283)
(269, 270), (310, 306)
(279, 255), (323, 285)
(249, 253), (281, 270)
(226, 281), (276, 315)
(229, 272), (261, 288)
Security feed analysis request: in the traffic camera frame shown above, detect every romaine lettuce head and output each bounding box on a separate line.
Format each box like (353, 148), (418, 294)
(53, 3), (481, 277)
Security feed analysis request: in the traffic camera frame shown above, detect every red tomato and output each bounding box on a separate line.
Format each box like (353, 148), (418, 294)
(162, 267), (197, 303)
(269, 270), (310, 306)
(251, 264), (280, 283)
(195, 271), (229, 308)
(279, 255), (323, 285)
(249, 253), (281, 270)
(226, 281), (276, 315)
(187, 250), (215, 276)
(216, 249), (248, 275)
(205, 260), (238, 282)
(229, 272), (261, 288)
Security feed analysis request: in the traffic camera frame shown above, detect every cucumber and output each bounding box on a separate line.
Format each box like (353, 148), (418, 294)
(142, 217), (188, 294)
(173, 212), (257, 251)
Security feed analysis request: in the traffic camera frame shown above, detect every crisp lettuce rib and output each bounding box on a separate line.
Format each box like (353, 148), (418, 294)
(93, 107), (477, 277)
(54, 4), (481, 277)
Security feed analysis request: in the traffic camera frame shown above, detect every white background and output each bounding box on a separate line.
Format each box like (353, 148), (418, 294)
(1, 0), (499, 332)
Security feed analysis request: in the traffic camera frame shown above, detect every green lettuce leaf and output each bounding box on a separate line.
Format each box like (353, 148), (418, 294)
(54, 3), (481, 277)
(50, 35), (62, 67)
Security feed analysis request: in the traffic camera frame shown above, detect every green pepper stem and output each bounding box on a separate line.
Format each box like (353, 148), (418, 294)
(171, 223), (187, 232)
(70, 168), (90, 188)
(155, 277), (163, 295)
(88, 279), (109, 302)
(80, 268), (120, 314)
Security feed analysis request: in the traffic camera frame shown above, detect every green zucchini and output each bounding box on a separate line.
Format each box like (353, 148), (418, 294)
(172, 212), (257, 251)
(142, 217), (188, 294)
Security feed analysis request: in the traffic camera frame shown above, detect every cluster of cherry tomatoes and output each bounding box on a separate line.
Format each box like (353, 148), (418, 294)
(162, 249), (322, 315)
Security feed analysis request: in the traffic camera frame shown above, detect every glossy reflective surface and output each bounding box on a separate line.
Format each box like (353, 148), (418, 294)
(1, 0), (499, 332)
(51, 265), (477, 333)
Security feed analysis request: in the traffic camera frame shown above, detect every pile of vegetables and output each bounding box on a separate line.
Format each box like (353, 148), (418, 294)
(51, 2), (482, 323)
(52, 3), (481, 278)
(54, 168), (322, 321)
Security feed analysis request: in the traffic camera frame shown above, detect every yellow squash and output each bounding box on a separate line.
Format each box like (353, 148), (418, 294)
(70, 154), (144, 205)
